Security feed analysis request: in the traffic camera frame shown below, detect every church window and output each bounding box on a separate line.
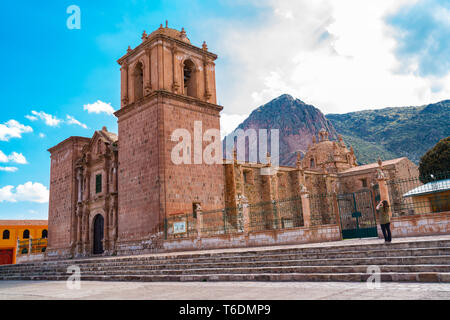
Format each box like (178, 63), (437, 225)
(310, 158), (315, 168)
(243, 170), (253, 184)
(133, 61), (144, 101)
(42, 229), (48, 239)
(183, 59), (197, 98)
(361, 178), (368, 188)
(96, 174), (102, 193)
(2, 230), (9, 239)
(23, 229), (30, 239)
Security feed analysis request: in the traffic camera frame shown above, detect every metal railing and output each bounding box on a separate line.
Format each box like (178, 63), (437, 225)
(162, 194), (339, 240)
(17, 238), (48, 255)
(387, 171), (450, 216)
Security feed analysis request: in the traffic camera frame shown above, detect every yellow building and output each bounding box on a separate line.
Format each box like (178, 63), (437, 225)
(0, 220), (48, 265)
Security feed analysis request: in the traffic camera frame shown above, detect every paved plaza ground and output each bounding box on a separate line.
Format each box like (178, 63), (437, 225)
(1, 280), (450, 300)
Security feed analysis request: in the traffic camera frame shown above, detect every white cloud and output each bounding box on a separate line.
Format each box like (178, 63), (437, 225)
(0, 120), (33, 141)
(0, 150), (27, 164)
(8, 152), (27, 164)
(220, 113), (250, 138)
(207, 0), (450, 114)
(66, 115), (88, 129)
(0, 151), (7, 162)
(0, 182), (49, 203)
(25, 115), (38, 121)
(39, 133), (45, 138)
(29, 110), (62, 127)
(0, 167), (18, 173)
(83, 100), (116, 115)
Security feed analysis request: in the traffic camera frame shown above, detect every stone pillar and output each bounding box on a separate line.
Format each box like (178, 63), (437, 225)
(203, 55), (211, 102)
(376, 159), (392, 219)
(171, 44), (179, 93)
(332, 192), (342, 237)
(145, 48), (152, 95)
(241, 196), (250, 234)
(194, 203), (203, 238)
(120, 63), (129, 107)
(28, 237), (32, 256)
(301, 187), (311, 228)
(76, 207), (82, 255)
(77, 168), (82, 203)
(16, 238), (20, 256)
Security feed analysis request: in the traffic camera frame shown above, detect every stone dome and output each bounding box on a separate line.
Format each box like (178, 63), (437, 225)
(148, 25), (191, 44)
(302, 129), (356, 172)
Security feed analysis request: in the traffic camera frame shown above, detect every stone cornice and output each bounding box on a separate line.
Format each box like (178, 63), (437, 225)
(117, 33), (217, 66)
(114, 90), (223, 119)
(48, 136), (90, 154)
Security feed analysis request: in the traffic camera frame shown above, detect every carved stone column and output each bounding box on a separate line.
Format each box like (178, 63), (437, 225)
(241, 196), (250, 234)
(301, 187), (311, 228)
(194, 203), (203, 238)
(145, 48), (152, 95)
(171, 44), (180, 93)
(203, 56), (211, 101)
(120, 63), (129, 107)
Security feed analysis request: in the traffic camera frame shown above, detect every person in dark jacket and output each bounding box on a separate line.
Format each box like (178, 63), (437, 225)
(376, 200), (392, 243)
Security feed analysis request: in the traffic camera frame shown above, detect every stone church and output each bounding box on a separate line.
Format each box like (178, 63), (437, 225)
(46, 24), (417, 259)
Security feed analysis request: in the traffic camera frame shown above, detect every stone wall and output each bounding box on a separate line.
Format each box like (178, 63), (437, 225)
(115, 224), (341, 255)
(47, 137), (89, 258)
(387, 211), (450, 238)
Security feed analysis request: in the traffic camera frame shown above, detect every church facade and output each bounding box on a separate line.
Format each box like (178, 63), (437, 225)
(46, 25), (417, 259)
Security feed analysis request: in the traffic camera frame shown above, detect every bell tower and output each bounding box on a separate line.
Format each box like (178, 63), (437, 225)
(114, 23), (225, 245)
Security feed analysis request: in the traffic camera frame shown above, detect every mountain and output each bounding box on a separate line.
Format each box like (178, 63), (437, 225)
(225, 95), (450, 166)
(326, 100), (450, 164)
(224, 94), (338, 166)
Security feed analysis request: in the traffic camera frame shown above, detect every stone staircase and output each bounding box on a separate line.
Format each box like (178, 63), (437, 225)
(1, 237), (450, 282)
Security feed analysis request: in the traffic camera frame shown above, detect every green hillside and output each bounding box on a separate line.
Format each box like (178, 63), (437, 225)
(326, 100), (450, 164)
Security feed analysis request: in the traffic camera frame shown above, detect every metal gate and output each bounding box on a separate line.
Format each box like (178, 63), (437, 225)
(338, 190), (378, 239)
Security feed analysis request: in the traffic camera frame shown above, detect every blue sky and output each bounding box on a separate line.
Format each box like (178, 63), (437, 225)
(0, 0), (449, 220)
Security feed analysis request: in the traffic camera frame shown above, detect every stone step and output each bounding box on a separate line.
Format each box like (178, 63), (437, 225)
(2, 255), (450, 276)
(4, 246), (450, 273)
(4, 264), (450, 277)
(1, 272), (449, 283)
(4, 238), (450, 270)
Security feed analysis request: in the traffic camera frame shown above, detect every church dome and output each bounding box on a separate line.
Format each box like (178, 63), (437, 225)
(148, 24), (191, 44)
(302, 129), (356, 172)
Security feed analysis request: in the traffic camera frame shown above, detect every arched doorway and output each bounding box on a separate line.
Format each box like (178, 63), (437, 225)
(93, 214), (104, 254)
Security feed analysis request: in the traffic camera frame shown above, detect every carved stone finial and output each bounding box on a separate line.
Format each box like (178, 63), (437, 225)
(159, 23), (163, 29)
(266, 152), (271, 165)
(312, 136), (316, 144)
(202, 41), (208, 51)
(102, 126), (107, 132)
(127, 46), (132, 53)
(338, 134), (343, 143)
(141, 30), (148, 41)
(296, 152), (303, 170)
(165, 20), (168, 28)
(180, 27), (187, 39)
(377, 157), (383, 167)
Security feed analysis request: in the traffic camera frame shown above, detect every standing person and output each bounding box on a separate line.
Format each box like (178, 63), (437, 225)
(376, 200), (392, 243)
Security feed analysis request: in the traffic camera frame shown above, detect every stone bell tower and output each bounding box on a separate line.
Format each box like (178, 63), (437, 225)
(114, 22), (225, 246)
